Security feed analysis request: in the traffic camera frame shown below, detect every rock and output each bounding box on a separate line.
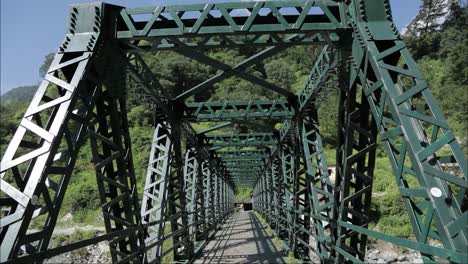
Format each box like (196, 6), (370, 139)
(62, 212), (73, 222)
(382, 251), (398, 262)
(366, 250), (379, 260)
(376, 258), (386, 264)
(397, 255), (406, 261)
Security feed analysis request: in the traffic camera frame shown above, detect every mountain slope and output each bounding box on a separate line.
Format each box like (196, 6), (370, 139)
(1, 85), (37, 106)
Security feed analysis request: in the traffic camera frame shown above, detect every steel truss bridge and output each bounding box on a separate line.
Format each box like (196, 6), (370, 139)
(0, 1), (467, 263)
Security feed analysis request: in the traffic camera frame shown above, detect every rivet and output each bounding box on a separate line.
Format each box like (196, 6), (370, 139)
(30, 195), (38, 206)
(430, 187), (442, 198)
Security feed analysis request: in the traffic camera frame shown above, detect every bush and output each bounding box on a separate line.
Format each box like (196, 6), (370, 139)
(66, 178), (100, 213)
(235, 188), (252, 201)
(372, 193), (413, 238)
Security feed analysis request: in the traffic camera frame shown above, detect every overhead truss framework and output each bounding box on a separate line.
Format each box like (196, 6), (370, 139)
(0, 1), (466, 264)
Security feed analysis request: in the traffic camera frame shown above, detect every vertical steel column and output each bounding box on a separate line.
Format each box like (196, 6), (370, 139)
(89, 82), (145, 263)
(0, 53), (100, 262)
(0, 4), (111, 261)
(293, 141), (310, 260)
(140, 121), (173, 263)
(261, 170), (267, 217)
(168, 124), (192, 261)
(220, 178), (225, 219)
(281, 143), (298, 253)
(334, 56), (377, 263)
(271, 157), (282, 235)
(253, 180), (258, 211)
(301, 107), (335, 263)
(195, 158), (207, 241)
(257, 172), (264, 216)
(203, 162), (215, 231)
(267, 160), (276, 228)
(224, 180), (228, 217)
(263, 165), (272, 223)
(275, 152), (288, 240)
(183, 148), (198, 245)
(213, 171), (220, 223)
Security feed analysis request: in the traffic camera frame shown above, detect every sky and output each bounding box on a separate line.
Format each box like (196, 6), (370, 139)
(0, 0), (421, 95)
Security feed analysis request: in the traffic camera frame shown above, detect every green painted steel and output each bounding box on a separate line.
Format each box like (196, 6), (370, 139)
(0, 1), (466, 264)
(117, 1), (348, 50)
(301, 108), (335, 262)
(203, 133), (277, 147)
(184, 100), (294, 121)
(298, 45), (336, 112)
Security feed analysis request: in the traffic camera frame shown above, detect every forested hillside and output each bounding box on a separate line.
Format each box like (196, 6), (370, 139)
(0, 0), (466, 239)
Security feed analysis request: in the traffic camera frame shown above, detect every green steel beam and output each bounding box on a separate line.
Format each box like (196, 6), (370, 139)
(116, 1), (348, 50)
(174, 44), (292, 100)
(184, 100), (294, 122)
(197, 122), (232, 134)
(175, 43), (295, 99)
(298, 45), (336, 112)
(223, 160), (262, 164)
(216, 150), (268, 156)
(301, 108), (335, 262)
(227, 169), (261, 172)
(220, 157), (266, 161)
(203, 133), (276, 147)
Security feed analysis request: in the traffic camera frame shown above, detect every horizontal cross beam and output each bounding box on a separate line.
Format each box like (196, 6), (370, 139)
(223, 161), (263, 165)
(203, 133), (276, 147)
(226, 166), (262, 170)
(216, 150), (268, 155)
(197, 122), (232, 134)
(184, 100), (294, 121)
(117, 1), (347, 49)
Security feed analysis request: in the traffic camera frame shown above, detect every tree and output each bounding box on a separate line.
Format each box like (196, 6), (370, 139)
(265, 59), (297, 91)
(406, 0), (457, 36)
(39, 53), (54, 78)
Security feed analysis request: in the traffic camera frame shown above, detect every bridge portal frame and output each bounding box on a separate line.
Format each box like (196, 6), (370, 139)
(0, 1), (466, 264)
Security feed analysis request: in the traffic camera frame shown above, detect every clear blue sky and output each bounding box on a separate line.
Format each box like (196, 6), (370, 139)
(0, 0), (421, 95)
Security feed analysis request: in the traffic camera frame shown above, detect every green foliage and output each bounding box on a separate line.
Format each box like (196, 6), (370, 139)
(265, 59), (297, 90)
(39, 53), (54, 78)
(162, 224), (174, 264)
(71, 229), (95, 241)
(1, 85), (37, 106)
(235, 188), (253, 201)
(52, 234), (68, 248)
(66, 176), (100, 213)
(371, 193), (413, 238)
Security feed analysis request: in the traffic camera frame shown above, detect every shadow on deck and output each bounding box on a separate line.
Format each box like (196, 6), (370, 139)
(194, 211), (286, 264)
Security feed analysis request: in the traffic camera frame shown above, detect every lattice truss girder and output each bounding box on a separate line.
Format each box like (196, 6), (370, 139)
(117, 1), (347, 50)
(183, 100), (294, 122)
(0, 0), (467, 264)
(202, 133), (277, 147)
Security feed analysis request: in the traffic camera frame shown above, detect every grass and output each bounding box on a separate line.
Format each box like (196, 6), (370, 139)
(287, 252), (298, 264)
(161, 223), (174, 264)
(52, 233), (68, 248)
(253, 212), (285, 253)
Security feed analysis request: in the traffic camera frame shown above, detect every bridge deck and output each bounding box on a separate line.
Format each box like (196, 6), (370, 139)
(194, 211), (286, 264)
